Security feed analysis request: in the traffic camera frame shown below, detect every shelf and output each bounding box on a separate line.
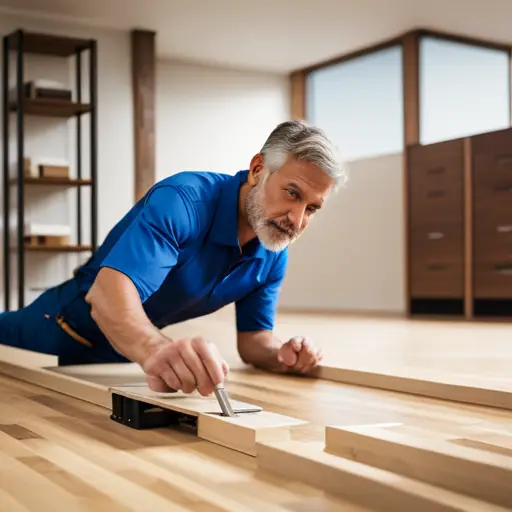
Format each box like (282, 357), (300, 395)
(7, 30), (91, 57)
(10, 177), (92, 187)
(10, 98), (91, 118)
(24, 244), (93, 253)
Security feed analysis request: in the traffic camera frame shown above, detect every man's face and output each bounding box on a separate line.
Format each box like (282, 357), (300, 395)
(246, 156), (334, 251)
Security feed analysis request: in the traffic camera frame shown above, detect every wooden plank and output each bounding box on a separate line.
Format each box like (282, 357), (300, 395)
(198, 410), (306, 457)
(325, 425), (512, 509)
(403, 31), (420, 147)
(132, 29), (156, 202)
(49, 362), (146, 387)
(0, 360), (109, 408)
(315, 365), (512, 410)
(111, 385), (307, 456)
(290, 70), (305, 119)
(463, 137), (473, 318)
(256, 440), (505, 512)
(402, 30), (420, 317)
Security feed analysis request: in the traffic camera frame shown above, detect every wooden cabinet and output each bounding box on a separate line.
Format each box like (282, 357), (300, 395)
(407, 139), (465, 313)
(472, 129), (512, 303)
(406, 128), (512, 319)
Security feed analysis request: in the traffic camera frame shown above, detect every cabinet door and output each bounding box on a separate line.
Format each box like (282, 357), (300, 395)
(408, 139), (465, 298)
(472, 128), (512, 298)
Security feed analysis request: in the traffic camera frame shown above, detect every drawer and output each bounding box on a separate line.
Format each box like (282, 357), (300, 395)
(472, 153), (512, 191)
(473, 197), (512, 261)
(408, 139), (464, 224)
(473, 187), (512, 217)
(409, 222), (464, 260)
(473, 260), (512, 298)
(472, 128), (512, 190)
(473, 234), (512, 264)
(410, 260), (464, 298)
(471, 127), (512, 154)
(409, 181), (464, 223)
(408, 138), (464, 187)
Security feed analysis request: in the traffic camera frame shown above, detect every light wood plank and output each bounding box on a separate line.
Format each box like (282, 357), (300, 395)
(256, 440), (508, 512)
(315, 365), (512, 410)
(198, 411), (307, 456)
(0, 360), (109, 408)
(325, 425), (512, 509)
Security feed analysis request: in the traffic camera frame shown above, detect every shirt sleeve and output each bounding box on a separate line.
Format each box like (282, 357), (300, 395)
(99, 185), (193, 303)
(235, 250), (288, 332)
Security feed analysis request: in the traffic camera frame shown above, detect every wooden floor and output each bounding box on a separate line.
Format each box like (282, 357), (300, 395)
(1, 307), (512, 511)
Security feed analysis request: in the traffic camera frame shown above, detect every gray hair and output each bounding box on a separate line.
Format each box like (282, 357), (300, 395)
(259, 120), (347, 190)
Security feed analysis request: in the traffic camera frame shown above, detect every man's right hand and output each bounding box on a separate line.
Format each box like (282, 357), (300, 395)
(140, 336), (229, 396)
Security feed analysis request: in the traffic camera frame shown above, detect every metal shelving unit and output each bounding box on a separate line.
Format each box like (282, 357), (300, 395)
(2, 29), (98, 310)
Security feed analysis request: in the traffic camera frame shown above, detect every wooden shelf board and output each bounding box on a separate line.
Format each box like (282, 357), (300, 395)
(24, 244), (92, 253)
(10, 98), (91, 118)
(7, 30), (91, 57)
(10, 177), (92, 187)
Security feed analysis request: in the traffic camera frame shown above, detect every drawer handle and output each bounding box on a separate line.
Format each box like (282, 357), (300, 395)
(494, 184), (512, 192)
(428, 232), (444, 239)
(497, 225), (512, 233)
(494, 262), (512, 275)
(427, 264), (446, 271)
(427, 166), (445, 175)
(427, 190), (445, 198)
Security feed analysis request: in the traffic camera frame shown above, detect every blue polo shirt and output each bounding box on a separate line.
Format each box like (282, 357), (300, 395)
(66, 169), (288, 353)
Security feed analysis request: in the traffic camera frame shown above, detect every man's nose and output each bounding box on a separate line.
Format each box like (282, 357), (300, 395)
(287, 205), (306, 230)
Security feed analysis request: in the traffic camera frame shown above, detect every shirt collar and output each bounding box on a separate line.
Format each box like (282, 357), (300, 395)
(210, 169), (268, 259)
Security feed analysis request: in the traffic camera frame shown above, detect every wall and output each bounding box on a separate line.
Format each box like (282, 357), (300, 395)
(279, 152), (406, 314)
(0, 12), (133, 309)
(156, 60), (290, 177)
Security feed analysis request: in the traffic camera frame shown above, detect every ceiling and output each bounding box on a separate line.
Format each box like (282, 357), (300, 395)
(1, 0), (512, 73)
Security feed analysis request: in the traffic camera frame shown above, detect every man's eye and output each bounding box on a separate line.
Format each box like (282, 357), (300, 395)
(287, 189), (297, 198)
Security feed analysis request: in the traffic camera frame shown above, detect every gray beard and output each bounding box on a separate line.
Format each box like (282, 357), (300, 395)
(245, 180), (298, 252)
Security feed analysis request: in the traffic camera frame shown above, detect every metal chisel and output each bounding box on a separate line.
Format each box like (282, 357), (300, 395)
(214, 384), (236, 417)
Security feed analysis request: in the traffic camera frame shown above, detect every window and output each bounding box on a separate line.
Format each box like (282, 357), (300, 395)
(419, 36), (510, 144)
(306, 45), (403, 162)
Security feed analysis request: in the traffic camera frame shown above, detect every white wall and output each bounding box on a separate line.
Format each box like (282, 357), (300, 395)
(279, 152), (406, 314)
(0, 12), (133, 309)
(156, 60), (290, 177)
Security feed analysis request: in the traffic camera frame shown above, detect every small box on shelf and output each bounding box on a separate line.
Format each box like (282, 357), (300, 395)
(9, 80), (72, 103)
(23, 157), (70, 179)
(24, 235), (70, 248)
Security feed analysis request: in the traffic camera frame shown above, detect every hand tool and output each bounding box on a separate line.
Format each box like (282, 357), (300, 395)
(214, 383), (236, 417)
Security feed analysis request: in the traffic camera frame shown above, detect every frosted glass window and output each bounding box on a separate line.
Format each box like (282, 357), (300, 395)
(306, 46), (403, 162)
(420, 37), (510, 144)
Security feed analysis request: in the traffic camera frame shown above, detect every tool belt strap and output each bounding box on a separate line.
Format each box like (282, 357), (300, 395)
(55, 314), (93, 347)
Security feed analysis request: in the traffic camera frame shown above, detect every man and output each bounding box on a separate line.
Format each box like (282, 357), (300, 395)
(0, 120), (345, 396)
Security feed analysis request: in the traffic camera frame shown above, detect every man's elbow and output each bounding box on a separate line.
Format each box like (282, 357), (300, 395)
(85, 282), (101, 323)
(85, 270), (109, 321)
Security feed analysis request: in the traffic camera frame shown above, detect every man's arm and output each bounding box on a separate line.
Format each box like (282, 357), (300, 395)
(235, 252), (322, 375)
(84, 184), (227, 395)
(85, 266), (165, 365)
(237, 329), (288, 373)
(237, 330), (323, 374)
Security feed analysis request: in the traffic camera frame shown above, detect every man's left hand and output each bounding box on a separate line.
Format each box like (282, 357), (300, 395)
(277, 336), (323, 374)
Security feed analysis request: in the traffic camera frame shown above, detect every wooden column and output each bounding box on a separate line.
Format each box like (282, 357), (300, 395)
(463, 137), (473, 318)
(290, 70), (306, 119)
(402, 31), (420, 316)
(131, 29), (156, 202)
